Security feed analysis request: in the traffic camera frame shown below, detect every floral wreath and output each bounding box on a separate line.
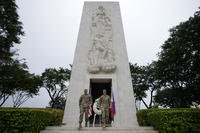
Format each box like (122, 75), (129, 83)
(93, 98), (102, 115)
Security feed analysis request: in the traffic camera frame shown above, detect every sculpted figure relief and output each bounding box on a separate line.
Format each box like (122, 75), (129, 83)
(88, 6), (116, 73)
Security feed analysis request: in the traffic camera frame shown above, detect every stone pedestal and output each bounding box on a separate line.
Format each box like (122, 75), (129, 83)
(63, 2), (138, 128)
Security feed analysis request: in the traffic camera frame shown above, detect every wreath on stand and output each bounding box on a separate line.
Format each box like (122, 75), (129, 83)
(93, 98), (102, 115)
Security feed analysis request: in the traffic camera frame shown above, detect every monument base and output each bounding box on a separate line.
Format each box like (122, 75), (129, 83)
(41, 126), (158, 133)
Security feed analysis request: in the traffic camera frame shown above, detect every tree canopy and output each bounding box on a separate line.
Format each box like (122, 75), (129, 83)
(11, 73), (42, 107)
(154, 8), (200, 107)
(0, 0), (41, 107)
(0, 0), (24, 62)
(130, 63), (160, 109)
(41, 67), (71, 109)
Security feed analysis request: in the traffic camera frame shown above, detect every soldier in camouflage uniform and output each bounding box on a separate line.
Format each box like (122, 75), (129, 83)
(78, 89), (92, 129)
(99, 89), (111, 129)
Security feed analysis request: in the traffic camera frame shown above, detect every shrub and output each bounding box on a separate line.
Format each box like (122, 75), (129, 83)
(136, 108), (159, 126)
(137, 108), (200, 133)
(46, 108), (64, 125)
(0, 108), (64, 133)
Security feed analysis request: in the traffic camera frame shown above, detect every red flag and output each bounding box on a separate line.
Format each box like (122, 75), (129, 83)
(88, 105), (92, 117)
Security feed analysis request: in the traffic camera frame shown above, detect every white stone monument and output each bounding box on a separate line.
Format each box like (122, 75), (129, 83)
(63, 1), (138, 128)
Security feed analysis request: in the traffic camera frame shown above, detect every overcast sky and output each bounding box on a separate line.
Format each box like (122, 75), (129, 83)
(3, 0), (200, 108)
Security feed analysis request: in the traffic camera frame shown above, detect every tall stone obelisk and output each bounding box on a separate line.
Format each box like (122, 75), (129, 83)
(63, 2), (138, 128)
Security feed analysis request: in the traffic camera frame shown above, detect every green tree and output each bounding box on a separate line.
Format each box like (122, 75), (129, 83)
(145, 63), (161, 108)
(130, 63), (148, 109)
(41, 67), (71, 109)
(49, 96), (66, 110)
(155, 8), (200, 107)
(0, 0), (24, 62)
(0, 60), (26, 106)
(154, 88), (191, 108)
(130, 63), (160, 109)
(0, 58), (41, 107)
(11, 74), (42, 107)
(0, 0), (26, 106)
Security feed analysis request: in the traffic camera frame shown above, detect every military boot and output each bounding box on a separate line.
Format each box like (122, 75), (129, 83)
(102, 123), (106, 129)
(78, 123), (82, 130)
(85, 122), (88, 127)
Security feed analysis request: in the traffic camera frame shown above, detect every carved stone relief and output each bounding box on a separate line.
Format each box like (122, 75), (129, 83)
(88, 6), (116, 73)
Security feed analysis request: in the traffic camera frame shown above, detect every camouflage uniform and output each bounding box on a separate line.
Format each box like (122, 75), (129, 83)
(79, 93), (92, 124)
(99, 94), (110, 125)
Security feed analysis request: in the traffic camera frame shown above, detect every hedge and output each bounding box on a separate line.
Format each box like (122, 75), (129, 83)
(44, 108), (64, 125)
(0, 108), (64, 133)
(136, 108), (159, 126)
(137, 108), (200, 133)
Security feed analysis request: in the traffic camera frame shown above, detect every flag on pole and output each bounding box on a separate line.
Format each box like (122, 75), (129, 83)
(110, 90), (116, 119)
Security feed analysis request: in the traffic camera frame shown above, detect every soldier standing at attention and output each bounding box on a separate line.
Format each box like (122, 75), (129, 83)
(78, 89), (92, 130)
(99, 89), (111, 129)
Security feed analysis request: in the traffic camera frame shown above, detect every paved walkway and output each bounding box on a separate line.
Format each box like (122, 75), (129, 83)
(40, 126), (158, 133)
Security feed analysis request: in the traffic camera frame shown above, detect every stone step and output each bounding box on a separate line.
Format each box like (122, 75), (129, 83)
(40, 126), (158, 133)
